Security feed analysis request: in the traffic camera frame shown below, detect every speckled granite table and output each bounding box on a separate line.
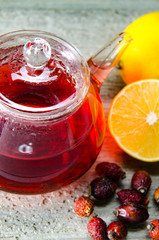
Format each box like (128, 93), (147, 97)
(0, 1), (159, 239)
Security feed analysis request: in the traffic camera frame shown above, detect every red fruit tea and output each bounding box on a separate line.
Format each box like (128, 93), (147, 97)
(0, 51), (106, 194)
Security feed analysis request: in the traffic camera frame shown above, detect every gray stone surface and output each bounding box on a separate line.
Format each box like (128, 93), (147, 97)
(0, 1), (158, 239)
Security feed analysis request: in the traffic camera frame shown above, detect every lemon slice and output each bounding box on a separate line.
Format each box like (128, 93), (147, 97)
(108, 79), (159, 162)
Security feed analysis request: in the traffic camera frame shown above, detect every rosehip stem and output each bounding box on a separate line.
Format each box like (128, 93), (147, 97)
(137, 186), (147, 195)
(147, 223), (155, 232)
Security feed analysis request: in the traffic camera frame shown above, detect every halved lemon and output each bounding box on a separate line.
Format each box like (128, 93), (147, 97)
(108, 79), (159, 162)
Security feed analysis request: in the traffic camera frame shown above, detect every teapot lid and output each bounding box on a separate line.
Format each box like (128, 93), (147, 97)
(0, 30), (89, 119)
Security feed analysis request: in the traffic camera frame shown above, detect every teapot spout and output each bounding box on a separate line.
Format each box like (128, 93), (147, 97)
(87, 32), (132, 90)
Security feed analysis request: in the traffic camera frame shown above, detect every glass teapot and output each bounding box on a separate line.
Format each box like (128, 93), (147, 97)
(0, 30), (131, 194)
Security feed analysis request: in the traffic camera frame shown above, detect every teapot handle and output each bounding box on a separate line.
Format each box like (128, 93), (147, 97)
(87, 32), (132, 91)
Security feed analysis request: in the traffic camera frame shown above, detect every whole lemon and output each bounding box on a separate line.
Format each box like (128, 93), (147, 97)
(119, 11), (159, 84)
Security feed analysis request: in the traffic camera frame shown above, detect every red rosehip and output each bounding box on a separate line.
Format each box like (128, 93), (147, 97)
(117, 189), (148, 205)
(90, 177), (117, 201)
(147, 219), (159, 239)
(114, 203), (149, 225)
(107, 220), (127, 240)
(87, 216), (107, 240)
(74, 196), (94, 217)
(131, 170), (151, 195)
(154, 187), (159, 204)
(96, 162), (126, 181)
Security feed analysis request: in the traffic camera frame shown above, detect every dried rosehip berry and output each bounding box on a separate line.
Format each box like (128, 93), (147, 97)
(107, 220), (127, 240)
(114, 203), (149, 225)
(131, 170), (152, 195)
(90, 177), (117, 201)
(147, 219), (159, 239)
(117, 189), (148, 205)
(96, 162), (126, 181)
(154, 187), (159, 204)
(87, 215), (107, 240)
(74, 196), (94, 217)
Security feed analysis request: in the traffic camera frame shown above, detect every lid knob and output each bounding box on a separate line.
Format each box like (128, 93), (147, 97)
(23, 37), (51, 69)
